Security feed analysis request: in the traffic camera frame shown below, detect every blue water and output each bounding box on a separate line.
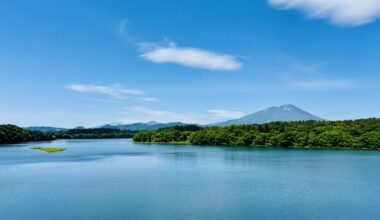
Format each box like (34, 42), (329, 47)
(1, 139), (379, 220)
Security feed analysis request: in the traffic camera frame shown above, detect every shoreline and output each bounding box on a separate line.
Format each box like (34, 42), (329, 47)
(2, 138), (378, 151)
(133, 141), (380, 151)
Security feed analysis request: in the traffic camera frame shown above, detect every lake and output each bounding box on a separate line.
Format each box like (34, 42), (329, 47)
(1, 139), (379, 220)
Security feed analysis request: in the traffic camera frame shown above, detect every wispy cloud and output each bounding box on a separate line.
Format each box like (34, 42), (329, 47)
(116, 21), (242, 71)
(269, 60), (357, 91)
(139, 41), (242, 71)
(82, 97), (122, 104)
(124, 106), (197, 123)
(66, 84), (143, 99)
(223, 79), (357, 93)
(138, 97), (159, 102)
(118, 18), (128, 35)
(207, 109), (245, 120)
(289, 80), (355, 91)
(268, 0), (380, 26)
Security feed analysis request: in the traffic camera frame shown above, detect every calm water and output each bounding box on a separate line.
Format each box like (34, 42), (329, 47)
(1, 139), (380, 220)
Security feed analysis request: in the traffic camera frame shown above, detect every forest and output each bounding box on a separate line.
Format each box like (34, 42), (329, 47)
(3, 119), (380, 149)
(0, 124), (55, 143)
(133, 119), (380, 149)
(54, 128), (137, 139)
(0, 125), (136, 144)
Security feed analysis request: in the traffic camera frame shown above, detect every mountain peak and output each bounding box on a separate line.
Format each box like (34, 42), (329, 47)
(275, 104), (301, 112)
(145, 121), (159, 125)
(280, 104), (297, 110)
(213, 105), (324, 126)
(73, 126), (86, 130)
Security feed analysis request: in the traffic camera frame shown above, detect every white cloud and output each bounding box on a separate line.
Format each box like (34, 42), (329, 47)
(207, 109), (245, 120)
(138, 97), (159, 102)
(290, 80), (354, 90)
(124, 106), (197, 123)
(139, 42), (242, 71)
(268, 0), (380, 26)
(66, 84), (143, 99)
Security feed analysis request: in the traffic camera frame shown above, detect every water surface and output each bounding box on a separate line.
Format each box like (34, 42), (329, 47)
(1, 139), (379, 219)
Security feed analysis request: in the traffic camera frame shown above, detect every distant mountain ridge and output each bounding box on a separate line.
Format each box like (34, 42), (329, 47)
(25, 126), (68, 132)
(26, 122), (186, 132)
(212, 104), (324, 126)
(100, 121), (186, 130)
(25, 105), (324, 131)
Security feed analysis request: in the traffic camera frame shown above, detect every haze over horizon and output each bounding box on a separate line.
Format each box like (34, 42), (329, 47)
(1, 0), (380, 127)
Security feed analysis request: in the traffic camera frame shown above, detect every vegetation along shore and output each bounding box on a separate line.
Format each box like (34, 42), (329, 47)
(133, 119), (380, 150)
(0, 124), (137, 144)
(2, 119), (380, 150)
(31, 146), (65, 153)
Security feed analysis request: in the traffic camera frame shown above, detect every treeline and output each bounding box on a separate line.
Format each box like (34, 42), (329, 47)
(0, 125), (136, 144)
(0, 124), (54, 144)
(54, 128), (137, 139)
(133, 119), (380, 149)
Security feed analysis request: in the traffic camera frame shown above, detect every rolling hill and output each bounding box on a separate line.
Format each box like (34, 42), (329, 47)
(100, 121), (186, 130)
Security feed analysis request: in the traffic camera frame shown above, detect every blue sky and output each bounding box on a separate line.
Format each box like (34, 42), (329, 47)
(1, 0), (380, 127)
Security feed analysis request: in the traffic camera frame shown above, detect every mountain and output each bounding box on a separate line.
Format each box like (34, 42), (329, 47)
(25, 105), (323, 131)
(73, 126), (86, 130)
(25, 122), (186, 132)
(213, 104), (324, 126)
(25, 126), (68, 132)
(100, 121), (187, 130)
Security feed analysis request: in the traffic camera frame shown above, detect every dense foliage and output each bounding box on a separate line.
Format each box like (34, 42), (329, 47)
(133, 119), (380, 149)
(0, 124), (55, 143)
(54, 128), (137, 139)
(0, 125), (136, 144)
